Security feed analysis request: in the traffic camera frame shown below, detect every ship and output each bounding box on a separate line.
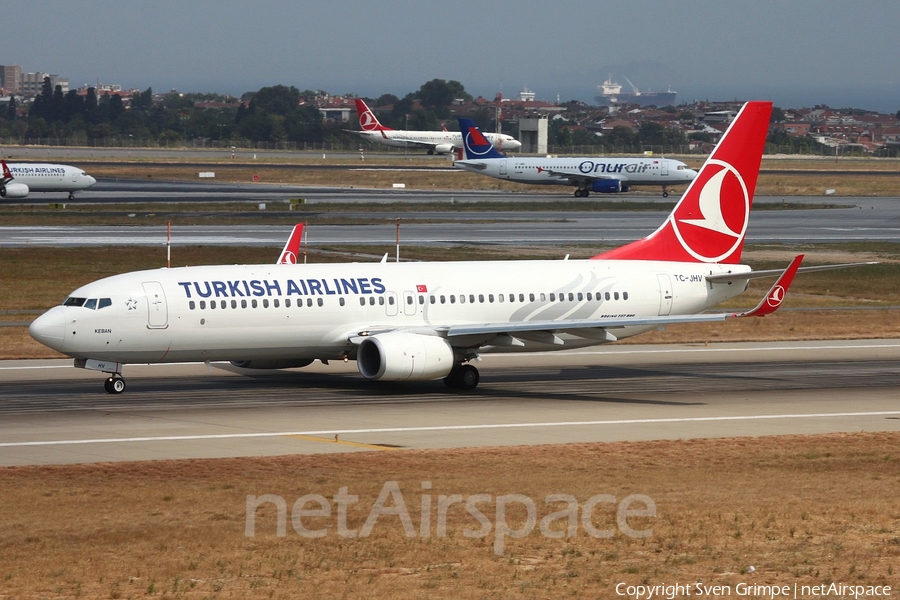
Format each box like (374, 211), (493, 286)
(595, 76), (676, 107)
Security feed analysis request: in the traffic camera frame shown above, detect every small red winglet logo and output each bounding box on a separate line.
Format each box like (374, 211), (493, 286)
(766, 285), (785, 308)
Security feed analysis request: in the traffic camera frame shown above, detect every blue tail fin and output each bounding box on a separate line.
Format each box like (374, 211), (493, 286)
(457, 118), (506, 159)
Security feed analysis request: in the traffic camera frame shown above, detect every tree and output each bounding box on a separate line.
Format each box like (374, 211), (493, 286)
(6, 96), (16, 121)
(252, 85), (300, 117)
(417, 79), (470, 109)
(375, 93), (399, 107)
(771, 106), (786, 123)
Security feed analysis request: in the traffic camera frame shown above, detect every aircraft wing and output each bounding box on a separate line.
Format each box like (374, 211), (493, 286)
(544, 169), (615, 186)
(379, 134), (446, 151)
(707, 261), (878, 284)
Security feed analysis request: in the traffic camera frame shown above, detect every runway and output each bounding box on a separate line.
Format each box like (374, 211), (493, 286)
(1, 339), (898, 466)
(3, 195), (899, 247)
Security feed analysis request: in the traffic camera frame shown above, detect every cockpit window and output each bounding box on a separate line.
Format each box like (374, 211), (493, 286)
(84, 298), (98, 310)
(64, 297), (87, 307)
(98, 298), (112, 309)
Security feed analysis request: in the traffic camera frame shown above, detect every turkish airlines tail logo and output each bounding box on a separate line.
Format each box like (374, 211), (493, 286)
(355, 99), (388, 132)
(592, 101), (772, 264)
(278, 223), (305, 265)
(1, 160), (12, 182)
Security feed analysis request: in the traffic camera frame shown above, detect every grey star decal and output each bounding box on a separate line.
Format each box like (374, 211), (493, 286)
(126, 298), (138, 310)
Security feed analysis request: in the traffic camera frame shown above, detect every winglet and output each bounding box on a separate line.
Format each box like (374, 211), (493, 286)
(457, 118), (506, 159)
(733, 254), (803, 318)
(277, 223), (305, 264)
(1, 159), (12, 182)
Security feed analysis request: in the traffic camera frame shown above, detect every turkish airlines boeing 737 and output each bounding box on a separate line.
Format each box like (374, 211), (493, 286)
(454, 118), (696, 197)
(29, 101), (869, 394)
(1, 160), (96, 200)
(347, 98), (521, 155)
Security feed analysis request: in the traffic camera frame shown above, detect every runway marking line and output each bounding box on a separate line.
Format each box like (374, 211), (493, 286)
(287, 434), (400, 451)
(2, 411), (899, 448)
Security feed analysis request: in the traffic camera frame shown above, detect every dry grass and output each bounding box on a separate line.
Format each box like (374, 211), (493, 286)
(1, 433), (898, 598)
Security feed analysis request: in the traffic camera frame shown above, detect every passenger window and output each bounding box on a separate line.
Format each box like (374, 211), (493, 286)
(189, 301), (196, 310)
(450, 295), (456, 304)
(460, 295), (466, 304)
(200, 300), (207, 309)
(406, 295), (413, 305)
(263, 299), (269, 308)
(587, 292), (593, 301)
(286, 299), (292, 308)
(317, 298), (323, 307)
(339, 298), (345, 306)
(529, 293), (535, 302)
(577, 293), (583, 301)
(231, 299), (237, 309)
(241, 299), (247, 309)
(470, 294), (475, 303)
(84, 298), (97, 310)
(540, 293), (546, 302)
(379, 297), (385, 306)
(488, 294), (494, 303)
(623, 292), (629, 300)
(440, 295), (446, 304)
(98, 298), (112, 309)
(252, 299), (258, 308)
(614, 292), (619, 300)
(519, 294), (524, 302)
(307, 298), (313, 307)
(568, 293), (574, 301)
(498, 294), (504, 303)
(360, 298), (366, 306)
(430, 295), (436, 304)
(605, 292), (610, 301)
(478, 294), (484, 303)
(549, 293), (555, 301)
(419, 295), (424, 304)
(389, 297), (395, 306)
(369, 297), (375, 306)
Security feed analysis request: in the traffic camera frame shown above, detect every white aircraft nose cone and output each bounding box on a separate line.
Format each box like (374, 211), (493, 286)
(29, 307), (66, 349)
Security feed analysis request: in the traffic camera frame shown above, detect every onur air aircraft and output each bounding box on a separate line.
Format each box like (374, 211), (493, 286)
(346, 98), (522, 155)
(29, 101), (869, 394)
(454, 117), (696, 198)
(1, 160), (97, 200)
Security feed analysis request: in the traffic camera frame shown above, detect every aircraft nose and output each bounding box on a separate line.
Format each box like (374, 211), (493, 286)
(29, 307), (67, 350)
(87, 175), (97, 186)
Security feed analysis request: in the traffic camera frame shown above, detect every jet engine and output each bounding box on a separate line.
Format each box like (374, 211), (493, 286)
(434, 143), (456, 155)
(590, 180), (626, 194)
(0, 182), (29, 198)
(357, 332), (455, 381)
(230, 359), (314, 369)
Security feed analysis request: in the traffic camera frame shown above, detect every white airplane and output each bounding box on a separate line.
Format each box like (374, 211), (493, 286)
(1, 160), (97, 200)
(347, 98), (521, 155)
(454, 118), (696, 198)
(29, 101), (871, 394)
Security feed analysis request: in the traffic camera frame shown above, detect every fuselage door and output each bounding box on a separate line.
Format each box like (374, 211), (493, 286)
(499, 160), (507, 177)
(141, 281), (169, 328)
(403, 291), (416, 316)
(385, 292), (399, 316)
(657, 274), (673, 316)
(660, 160), (669, 177)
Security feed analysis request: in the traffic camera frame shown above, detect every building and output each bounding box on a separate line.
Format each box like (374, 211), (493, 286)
(20, 72), (69, 96)
(0, 65), (21, 94)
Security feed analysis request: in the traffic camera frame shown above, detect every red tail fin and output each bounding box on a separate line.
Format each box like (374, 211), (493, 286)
(355, 99), (390, 132)
(594, 101), (772, 264)
(1, 160), (12, 182)
(277, 223), (305, 264)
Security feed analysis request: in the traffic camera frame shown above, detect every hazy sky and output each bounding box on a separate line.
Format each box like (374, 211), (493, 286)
(3, 0), (898, 112)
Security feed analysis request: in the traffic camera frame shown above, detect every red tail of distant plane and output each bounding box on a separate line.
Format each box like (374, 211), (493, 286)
(1, 159), (13, 183)
(355, 99), (390, 132)
(594, 101), (772, 264)
(277, 223), (305, 264)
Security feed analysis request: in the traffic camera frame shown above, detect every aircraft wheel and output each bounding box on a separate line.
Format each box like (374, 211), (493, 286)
(105, 376), (126, 394)
(662, 191), (669, 198)
(427, 150), (434, 155)
(573, 189), (583, 198)
(457, 364), (479, 390)
(68, 193), (75, 200)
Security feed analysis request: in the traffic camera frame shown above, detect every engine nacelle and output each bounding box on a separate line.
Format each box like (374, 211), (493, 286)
(434, 143), (455, 155)
(357, 332), (454, 381)
(0, 182), (29, 198)
(590, 179), (624, 194)
(230, 359), (313, 370)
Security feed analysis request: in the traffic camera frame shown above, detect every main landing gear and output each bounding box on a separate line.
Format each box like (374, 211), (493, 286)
(574, 188), (590, 198)
(444, 363), (480, 390)
(104, 375), (126, 394)
(68, 192), (75, 200)
(662, 185), (669, 198)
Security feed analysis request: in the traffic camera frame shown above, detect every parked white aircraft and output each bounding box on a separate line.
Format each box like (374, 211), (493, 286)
(30, 101), (869, 394)
(347, 98), (521, 155)
(454, 118), (696, 197)
(1, 160), (97, 200)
